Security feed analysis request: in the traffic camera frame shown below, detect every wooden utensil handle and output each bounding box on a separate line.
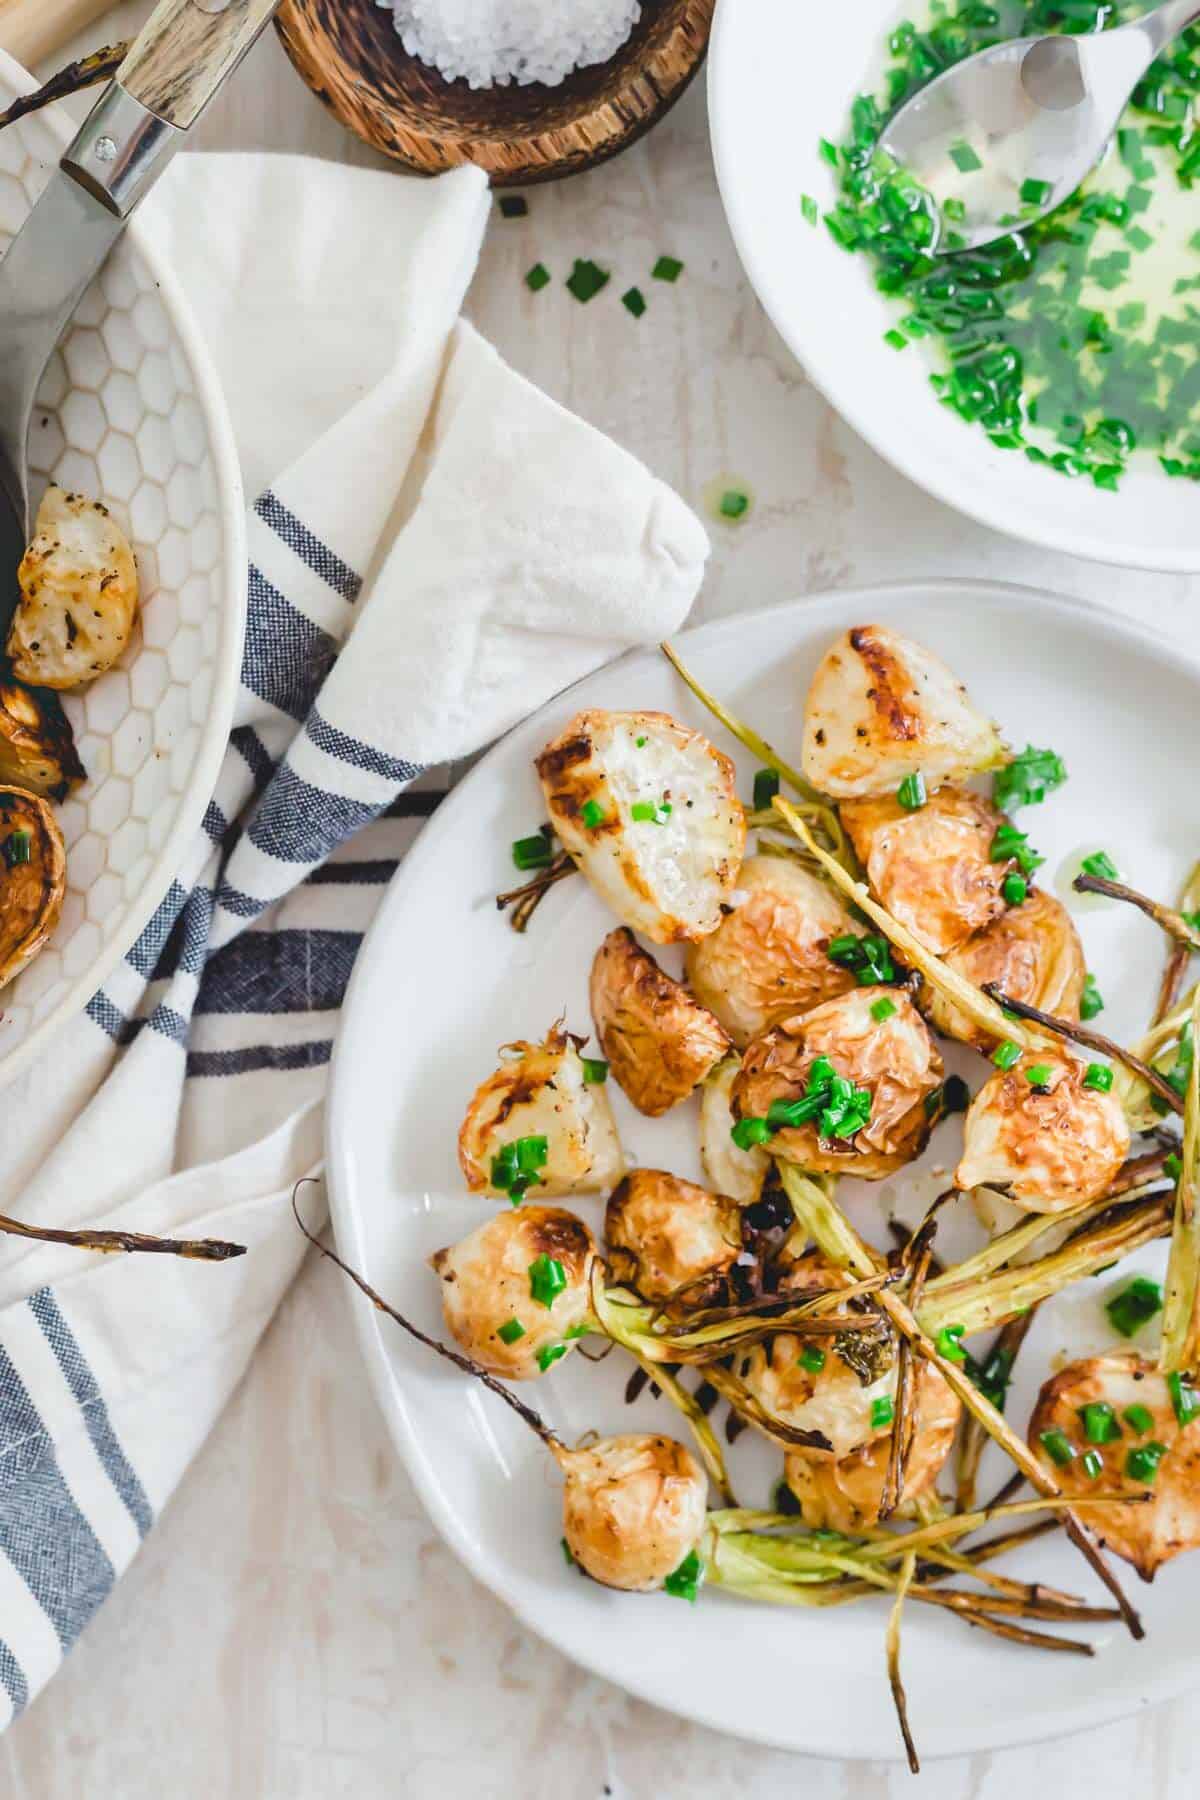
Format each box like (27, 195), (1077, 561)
(119, 0), (279, 130)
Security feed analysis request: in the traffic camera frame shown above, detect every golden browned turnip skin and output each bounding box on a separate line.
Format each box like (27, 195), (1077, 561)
(956, 1048), (1130, 1212)
(733, 988), (943, 1180)
(0, 680), (85, 800)
(735, 1328), (897, 1458)
(590, 927), (729, 1116)
(9, 485), (139, 689)
(926, 887), (1085, 1050)
(840, 787), (1011, 957)
(536, 709), (745, 944)
(1029, 1354), (1200, 1579)
(0, 786), (66, 993)
(699, 1057), (770, 1206)
(785, 1362), (960, 1532)
(605, 1168), (742, 1306)
(685, 855), (859, 1047)
(802, 625), (1005, 800)
(560, 1434), (708, 1592)
(430, 1205), (596, 1381)
(458, 1025), (624, 1199)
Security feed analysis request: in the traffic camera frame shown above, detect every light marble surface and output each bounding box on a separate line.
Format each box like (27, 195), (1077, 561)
(0, 7), (1197, 1795)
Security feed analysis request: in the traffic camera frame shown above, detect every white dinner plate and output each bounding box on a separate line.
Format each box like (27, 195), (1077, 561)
(328, 580), (1200, 1760)
(708, 0), (1200, 573)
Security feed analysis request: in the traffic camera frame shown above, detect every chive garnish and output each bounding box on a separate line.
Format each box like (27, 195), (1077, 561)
(663, 1549), (704, 1601)
(3, 829), (31, 868)
(537, 1342), (569, 1372)
(622, 286), (647, 318)
(1082, 1062), (1113, 1092)
(1019, 177), (1052, 207)
(870, 996), (897, 1023)
(525, 263), (551, 292)
(993, 746), (1067, 811)
(1080, 849), (1119, 881)
(1078, 1401), (1121, 1444)
(497, 1318), (526, 1345)
(993, 1040), (1021, 1071)
(1105, 1275), (1163, 1338)
(731, 1116), (773, 1150)
(1039, 1428), (1075, 1467)
(511, 832), (553, 871)
(1024, 1063), (1053, 1086)
(1166, 1151), (1184, 1181)
(566, 258), (610, 303)
(1081, 974), (1105, 1020)
(719, 489), (750, 520)
(753, 767), (780, 810)
(1123, 1402), (1154, 1435)
(949, 140), (982, 172)
(652, 255), (684, 283)
(896, 771), (926, 809)
(580, 799), (607, 830)
(1168, 1369), (1200, 1427)
(799, 1346), (826, 1373)
(935, 1324), (967, 1364)
(1002, 872), (1028, 906)
(802, 194), (819, 227)
(529, 1253), (568, 1309)
(581, 1057), (608, 1084)
(870, 1395), (895, 1429)
(1125, 1441), (1169, 1484)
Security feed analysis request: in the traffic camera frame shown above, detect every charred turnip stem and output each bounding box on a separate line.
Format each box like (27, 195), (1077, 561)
(1160, 990), (1200, 1374)
(777, 802), (1048, 1054)
(1073, 871), (1200, 954)
(495, 850), (576, 932)
(887, 1551), (920, 1773)
(658, 642), (852, 867)
(956, 1611), (1093, 1655)
(292, 1186), (563, 1453)
(982, 983), (1184, 1116)
(957, 1307), (1038, 1513)
(591, 1271), (883, 1364)
(0, 45), (128, 133)
(882, 1222), (938, 1519)
(0, 1212), (245, 1260)
(1153, 862), (1200, 1022)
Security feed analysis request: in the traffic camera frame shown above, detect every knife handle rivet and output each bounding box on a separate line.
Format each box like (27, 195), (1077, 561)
(94, 137), (118, 164)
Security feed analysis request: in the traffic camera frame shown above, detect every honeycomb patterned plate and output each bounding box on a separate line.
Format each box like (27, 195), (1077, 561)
(0, 55), (245, 1084)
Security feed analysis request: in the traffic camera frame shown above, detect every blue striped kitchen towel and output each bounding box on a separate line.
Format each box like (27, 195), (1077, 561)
(0, 152), (708, 1725)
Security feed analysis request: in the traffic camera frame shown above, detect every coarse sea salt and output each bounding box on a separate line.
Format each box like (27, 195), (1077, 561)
(377, 0), (642, 90)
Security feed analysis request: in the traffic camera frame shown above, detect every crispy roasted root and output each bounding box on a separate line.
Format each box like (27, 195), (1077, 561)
(733, 988), (943, 1179)
(955, 1048), (1131, 1213)
(560, 1434), (708, 1592)
(928, 890), (1085, 1052)
(590, 928), (729, 1115)
(784, 1363), (959, 1532)
(0, 680), (85, 800)
(9, 486), (139, 689)
(699, 1058), (770, 1205)
(685, 855), (860, 1046)
(1029, 1354), (1200, 1579)
(535, 709), (745, 943)
(605, 1169), (741, 1307)
(0, 1213), (244, 1260)
(458, 1024), (623, 1199)
(0, 787), (66, 992)
(430, 1206), (596, 1380)
(801, 625), (1005, 800)
(840, 787), (1011, 956)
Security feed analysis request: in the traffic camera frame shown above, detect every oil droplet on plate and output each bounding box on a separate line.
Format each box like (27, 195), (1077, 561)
(1056, 844), (1123, 914)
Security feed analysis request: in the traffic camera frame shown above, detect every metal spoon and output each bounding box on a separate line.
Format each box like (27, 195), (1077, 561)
(880, 0), (1200, 254)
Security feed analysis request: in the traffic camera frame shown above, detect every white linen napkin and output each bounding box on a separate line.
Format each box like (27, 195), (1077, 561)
(0, 148), (708, 1726)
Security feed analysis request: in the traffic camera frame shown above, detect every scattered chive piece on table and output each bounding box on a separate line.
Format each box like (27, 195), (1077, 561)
(652, 255), (684, 283)
(1083, 1062), (1113, 1092)
(635, 735), (647, 747)
(499, 194), (528, 218)
(799, 1346), (827, 1373)
(622, 286), (647, 318)
(528, 1253), (567, 1309)
(497, 1318), (526, 1345)
(802, 194), (819, 227)
(1080, 850), (1119, 881)
(819, 137), (839, 167)
(511, 832), (554, 871)
(580, 799), (607, 829)
(896, 772), (926, 810)
(753, 767), (780, 810)
(1024, 1063), (1053, 1086)
(525, 263), (551, 293)
(1105, 1275), (1163, 1338)
(993, 1040), (1021, 1071)
(871, 996), (897, 1023)
(719, 488), (750, 520)
(1039, 1428), (1075, 1467)
(581, 1057), (608, 1084)
(1002, 872), (1028, 906)
(1081, 974), (1105, 1020)
(870, 1396), (895, 1429)
(566, 258), (610, 303)
(1124, 1403), (1154, 1435)
(949, 140), (982, 171)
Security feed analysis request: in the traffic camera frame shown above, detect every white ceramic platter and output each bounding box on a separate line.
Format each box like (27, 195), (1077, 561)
(328, 581), (1200, 1760)
(708, 0), (1200, 573)
(0, 54), (244, 1082)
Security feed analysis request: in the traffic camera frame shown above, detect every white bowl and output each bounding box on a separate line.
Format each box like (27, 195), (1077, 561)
(708, 0), (1200, 572)
(0, 54), (244, 1082)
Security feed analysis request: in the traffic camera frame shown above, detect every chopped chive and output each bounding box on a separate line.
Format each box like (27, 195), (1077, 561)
(566, 258), (610, 303)
(1123, 1402), (1154, 1435)
(635, 735), (647, 746)
(1081, 1449), (1104, 1480)
(525, 263), (551, 292)
(1039, 1428), (1076, 1467)
(883, 327), (909, 350)
(896, 771), (926, 810)
(799, 1346), (827, 1373)
(993, 746), (1067, 811)
(537, 1342), (569, 1372)
(731, 1116), (773, 1150)
(870, 1395), (895, 1429)
(622, 286), (647, 318)
(581, 1057), (608, 1084)
(652, 255), (684, 283)
(990, 822), (1044, 874)
(580, 799), (607, 830)
(497, 1318), (526, 1345)
(993, 1040), (1021, 1071)
(1002, 872), (1028, 906)
(1078, 1401), (1121, 1445)
(802, 194), (819, 227)
(1081, 974), (1104, 1020)
(719, 488), (750, 520)
(935, 1324), (967, 1363)
(529, 1253), (568, 1309)
(1125, 1441), (1168, 1484)
(511, 832), (553, 871)
(819, 137), (839, 167)
(1081, 850), (1119, 881)
(499, 194), (528, 218)
(664, 1548), (704, 1601)
(3, 829), (31, 868)
(870, 997), (897, 1023)
(1105, 1275), (1163, 1338)
(1166, 1152), (1184, 1181)
(631, 798), (671, 824)
(1168, 1370), (1200, 1427)
(1126, 225), (1154, 252)
(1083, 1062), (1113, 1093)
(1019, 177), (1052, 207)
(1024, 1063), (1053, 1086)
(950, 140), (983, 172)
(943, 196), (966, 222)
(753, 767), (780, 810)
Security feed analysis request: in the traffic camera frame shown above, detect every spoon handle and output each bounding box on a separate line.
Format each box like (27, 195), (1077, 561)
(1138, 0), (1200, 55)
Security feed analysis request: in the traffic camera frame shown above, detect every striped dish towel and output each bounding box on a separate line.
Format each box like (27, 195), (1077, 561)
(0, 152), (709, 1725)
